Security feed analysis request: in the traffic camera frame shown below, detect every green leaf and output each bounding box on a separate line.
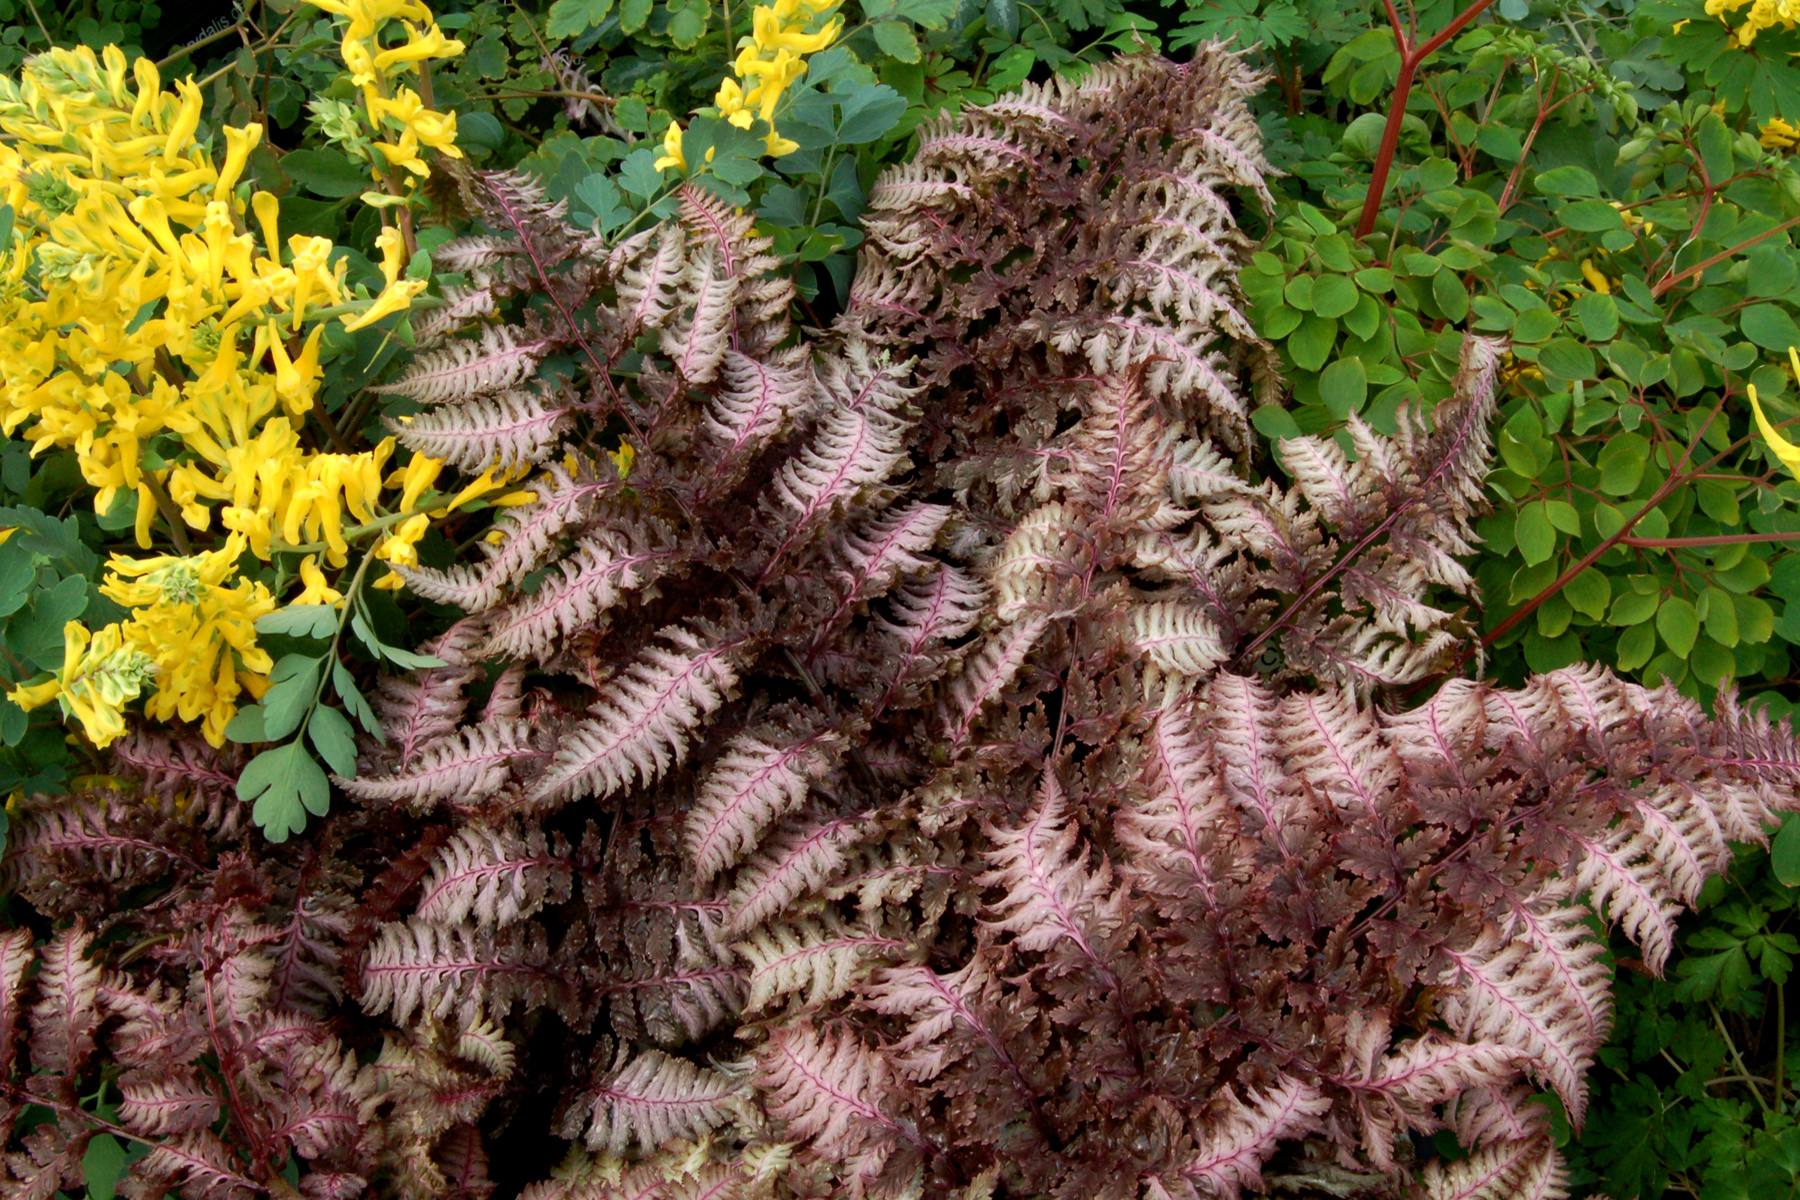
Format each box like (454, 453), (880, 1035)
(1742, 303), (1800, 352)
(1657, 596), (1700, 657)
(1515, 503), (1556, 566)
(891, 0), (961, 26)
(620, 0), (652, 33)
(280, 149), (369, 198)
(224, 704), (267, 744)
(1574, 292), (1618, 342)
(1704, 585), (1739, 646)
(308, 705), (359, 776)
(872, 20), (921, 61)
(82, 1134), (127, 1200)
(546, 0), (614, 38)
(985, 0), (1019, 38)
(1690, 637), (1735, 686)
(255, 605), (340, 639)
(1353, 267), (1394, 293)
(1544, 500), (1580, 534)
(834, 83), (907, 144)
(261, 655), (323, 742)
(458, 111), (506, 154)
(1617, 620), (1656, 671)
(7, 575), (88, 668)
(333, 661), (385, 742)
(1564, 568), (1611, 618)
(1317, 357), (1367, 418)
(1534, 165), (1599, 196)
(1431, 271), (1470, 322)
(1773, 813), (1800, 887)
(1284, 274), (1315, 312)
(1287, 315), (1336, 372)
(240, 742), (331, 843)
(0, 541), (35, 618)
(1597, 432), (1649, 495)
(1559, 200), (1625, 232)
(1610, 589), (1660, 626)
(1251, 405), (1303, 442)
(1538, 338), (1598, 382)
(1695, 479), (1740, 525)
(1311, 275), (1359, 319)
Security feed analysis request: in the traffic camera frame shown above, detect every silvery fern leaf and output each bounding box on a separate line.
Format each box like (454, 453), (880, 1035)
(391, 388), (572, 474)
(338, 721), (541, 812)
(585, 1049), (742, 1156)
(735, 917), (903, 1012)
(481, 520), (679, 664)
(415, 822), (572, 928)
(527, 627), (741, 809)
(377, 326), (552, 405)
(1153, 1078), (1331, 1200)
(687, 729), (843, 882)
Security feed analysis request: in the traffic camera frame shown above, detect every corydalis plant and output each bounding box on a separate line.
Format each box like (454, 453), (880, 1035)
(5, 46), (1800, 1200)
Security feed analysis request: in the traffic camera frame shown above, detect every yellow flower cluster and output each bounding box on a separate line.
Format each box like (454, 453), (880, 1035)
(1702, 0), (1800, 44)
(101, 536), (277, 747)
(1762, 117), (1800, 150)
(0, 2), (502, 750)
(657, 0), (841, 170)
(307, 0), (465, 185)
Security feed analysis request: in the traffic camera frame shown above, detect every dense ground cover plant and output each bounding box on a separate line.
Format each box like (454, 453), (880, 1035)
(8, 0), (1800, 1197)
(4, 30), (1800, 1200)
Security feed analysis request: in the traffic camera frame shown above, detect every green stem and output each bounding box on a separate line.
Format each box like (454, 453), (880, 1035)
(1715, 1003), (1774, 1116)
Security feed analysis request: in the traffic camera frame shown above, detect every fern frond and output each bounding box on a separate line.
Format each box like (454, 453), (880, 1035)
(977, 773), (1122, 971)
(1164, 1077), (1330, 1200)
(338, 721), (541, 812)
(1438, 926), (1599, 1124)
(735, 917), (903, 1011)
(482, 522), (677, 663)
(527, 627), (741, 809)
(415, 822), (572, 928)
(132, 1130), (259, 1200)
(1419, 1136), (1567, 1200)
(660, 235), (738, 386)
(392, 389), (573, 474)
(401, 464), (617, 612)
(757, 1025), (915, 1191)
(585, 1049), (741, 1156)
(1130, 601), (1229, 676)
(727, 813), (868, 935)
(941, 616), (1049, 749)
(118, 1068), (222, 1136)
(378, 326), (551, 405)
(702, 348), (815, 475)
(360, 919), (558, 1028)
(27, 925), (101, 1089)
(687, 729), (842, 882)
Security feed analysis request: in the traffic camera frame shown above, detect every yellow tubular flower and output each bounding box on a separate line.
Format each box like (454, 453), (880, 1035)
(656, 122), (688, 173)
(43, 621), (157, 748)
(295, 555), (345, 606)
(1749, 357), (1800, 479)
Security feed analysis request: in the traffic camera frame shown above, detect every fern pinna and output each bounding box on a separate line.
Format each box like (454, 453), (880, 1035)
(1, 46), (1797, 1200)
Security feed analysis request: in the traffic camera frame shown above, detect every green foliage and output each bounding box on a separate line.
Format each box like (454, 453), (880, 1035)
(1237, 5), (1800, 1193)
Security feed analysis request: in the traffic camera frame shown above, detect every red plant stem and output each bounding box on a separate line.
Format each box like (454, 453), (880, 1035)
(1621, 531), (1800, 549)
(1651, 215), (1800, 298)
(1354, 0), (1500, 240)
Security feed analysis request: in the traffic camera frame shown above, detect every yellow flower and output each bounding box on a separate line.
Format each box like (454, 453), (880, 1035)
(6, 676), (61, 712)
(1580, 260), (1612, 294)
(1762, 117), (1800, 150)
(656, 121), (688, 173)
(38, 621), (157, 748)
(294, 555), (344, 607)
(105, 535), (277, 746)
(1748, 351), (1800, 480)
(340, 276), (427, 332)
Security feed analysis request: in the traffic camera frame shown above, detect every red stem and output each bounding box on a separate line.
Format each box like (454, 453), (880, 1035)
(1354, 0), (1500, 240)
